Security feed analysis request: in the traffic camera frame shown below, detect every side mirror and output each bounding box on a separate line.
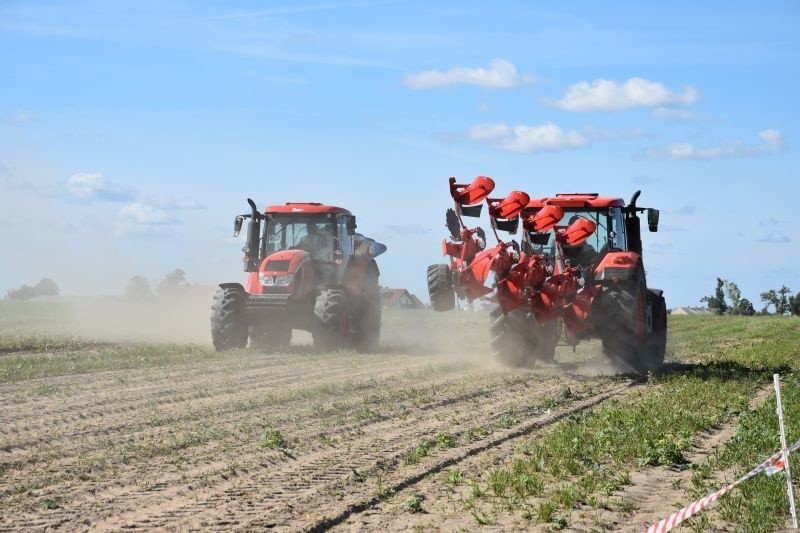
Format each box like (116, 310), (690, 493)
(347, 216), (357, 235)
(647, 208), (660, 232)
(233, 216), (244, 237)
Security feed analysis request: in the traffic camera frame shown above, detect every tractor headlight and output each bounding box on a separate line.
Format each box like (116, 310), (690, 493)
(275, 273), (294, 286)
(260, 273), (294, 286)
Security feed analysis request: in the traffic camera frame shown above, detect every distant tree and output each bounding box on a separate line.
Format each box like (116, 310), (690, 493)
(33, 278), (59, 297)
(723, 281), (755, 316)
(125, 276), (153, 301)
(6, 284), (36, 300)
(736, 298), (756, 316)
(6, 278), (59, 300)
(157, 269), (188, 296)
(724, 281), (742, 311)
(761, 286), (793, 315)
(701, 278), (728, 315)
(790, 292), (800, 316)
(778, 286), (792, 315)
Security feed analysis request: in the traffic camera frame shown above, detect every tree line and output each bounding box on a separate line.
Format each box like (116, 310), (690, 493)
(5, 269), (191, 301)
(701, 278), (800, 316)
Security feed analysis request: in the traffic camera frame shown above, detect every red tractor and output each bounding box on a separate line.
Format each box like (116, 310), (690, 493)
(212, 199), (386, 352)
(428, 178), (667, 372)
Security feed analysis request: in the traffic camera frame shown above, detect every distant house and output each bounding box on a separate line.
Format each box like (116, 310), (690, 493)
(671, 306), (714, 316)
(381, 288), (425, 310)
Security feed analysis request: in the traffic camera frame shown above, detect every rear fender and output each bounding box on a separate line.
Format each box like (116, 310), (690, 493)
(593, 251), (641, 282)
(344, 256), (378, 298)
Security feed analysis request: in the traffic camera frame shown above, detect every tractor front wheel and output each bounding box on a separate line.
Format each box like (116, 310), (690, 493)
(643, 290), (667, 371)
(313, 289), (350, 351)
(599, 274), (647, 371)
(427, 264), (455, 311)
(210, 286), (248, 351)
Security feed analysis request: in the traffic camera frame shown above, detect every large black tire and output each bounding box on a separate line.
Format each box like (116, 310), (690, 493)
(427, 264), (455, 311)
(313, 289), (349, 351)
(353, 268), (381, 352)
(643, 290), (667, 371)
(211, 286), (248, 351)
(249, 322), (291, 352)
(490, 304), (556, 367)
(598, 274), (648, 371)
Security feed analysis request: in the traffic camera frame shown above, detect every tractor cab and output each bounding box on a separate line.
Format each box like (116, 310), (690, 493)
(524, 192), (659, 271)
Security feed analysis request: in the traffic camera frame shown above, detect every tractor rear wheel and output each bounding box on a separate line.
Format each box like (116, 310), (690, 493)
(313, 289), (349, 351)
(427, 264), (455, 311)
(490, 304), (554, 367)
(599, 274), (647, 371)
(353, 268), (381, 352)
(249, 322), (291, 352)
(210, 286), (248, 351)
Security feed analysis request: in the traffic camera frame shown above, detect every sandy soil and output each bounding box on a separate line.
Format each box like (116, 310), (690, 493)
(0, 301), (759, 532)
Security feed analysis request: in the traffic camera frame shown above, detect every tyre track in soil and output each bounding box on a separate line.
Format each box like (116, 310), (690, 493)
(86, 378), (630, 531)
(0, 361), (484, 495)
(0, 354), (511, 530)
(0, 350), (449, 453)
(0, 357), (422, 460)
(0, 351), (411, 419)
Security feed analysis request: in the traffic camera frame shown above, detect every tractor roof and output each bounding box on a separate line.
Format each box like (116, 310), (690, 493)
(265, 202), (353, 216)
(527, 193), (625, 209)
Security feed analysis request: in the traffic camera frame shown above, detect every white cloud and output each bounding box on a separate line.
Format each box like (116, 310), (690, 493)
(758, 230), (790, 243)
(66, 172), (136, 202)
(639, 129), (787, 160)
(404, 59), (534, 90)
(117, 202), (176, 226)
(549, 77), (699, 112)
(470, 122), (588, 153)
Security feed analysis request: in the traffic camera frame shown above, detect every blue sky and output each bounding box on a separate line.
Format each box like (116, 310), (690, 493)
(1, 0), (798, 307)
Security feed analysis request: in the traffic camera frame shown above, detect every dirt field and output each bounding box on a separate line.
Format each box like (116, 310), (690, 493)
(0, 302), (792, 531)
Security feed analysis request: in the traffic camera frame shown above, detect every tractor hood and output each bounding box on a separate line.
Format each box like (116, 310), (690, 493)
(245, 249), (315, 296)
(259, 249), (312, 275)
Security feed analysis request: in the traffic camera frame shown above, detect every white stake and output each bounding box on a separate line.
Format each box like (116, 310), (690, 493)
(774, 373), (798, 529)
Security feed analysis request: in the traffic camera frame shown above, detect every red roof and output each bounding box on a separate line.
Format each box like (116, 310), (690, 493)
(381, 288), (425, 309)
(526, 193), (625, 209)
(265, 202), (353, 216)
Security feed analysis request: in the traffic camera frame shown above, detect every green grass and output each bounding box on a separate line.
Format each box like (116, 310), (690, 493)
(465, 315), (800, 528)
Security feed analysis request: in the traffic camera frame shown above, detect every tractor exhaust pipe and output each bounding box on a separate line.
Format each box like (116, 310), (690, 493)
(243, 198), (261, 272)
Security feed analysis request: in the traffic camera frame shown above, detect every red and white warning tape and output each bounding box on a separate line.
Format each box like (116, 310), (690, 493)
(642, 438), (800, 533)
